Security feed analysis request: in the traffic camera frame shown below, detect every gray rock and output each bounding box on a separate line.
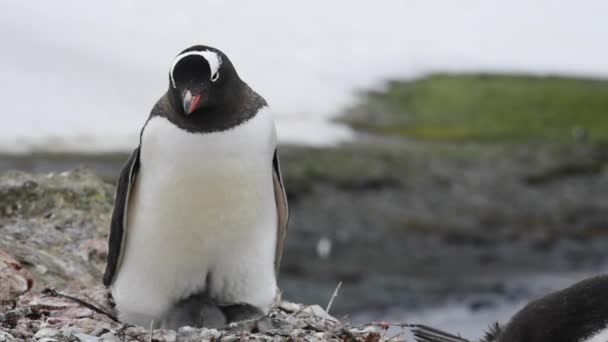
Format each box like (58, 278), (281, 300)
(0, 169), (112, 292)
(0, 250), (33, 311)
(34, 328), (60, 339)
(73, 332), (99, 342)
(0, 331), (14, 342)
(61, 326), (83, 338)
(99, 332), (120, 342)
(176, 326), (200, 341)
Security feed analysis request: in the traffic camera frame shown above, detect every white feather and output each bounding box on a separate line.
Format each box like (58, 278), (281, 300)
(581, 326), (608, 342)
(170, 50), (223, 88)
(111, 108), (278, 326)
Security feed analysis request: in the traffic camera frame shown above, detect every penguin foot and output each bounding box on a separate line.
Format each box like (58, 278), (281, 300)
(219, 303), (265, 324)
(161, 293), (226, 329)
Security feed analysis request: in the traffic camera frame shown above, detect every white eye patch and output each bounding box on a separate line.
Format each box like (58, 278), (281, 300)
(170, 50), (223, 88)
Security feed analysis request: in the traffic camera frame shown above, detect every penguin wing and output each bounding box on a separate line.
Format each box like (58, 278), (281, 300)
(103, 147), (140, 286)
(272, 149), (289, 275)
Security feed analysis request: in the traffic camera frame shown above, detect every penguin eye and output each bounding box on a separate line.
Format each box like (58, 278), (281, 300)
(211, 71), (220, 82)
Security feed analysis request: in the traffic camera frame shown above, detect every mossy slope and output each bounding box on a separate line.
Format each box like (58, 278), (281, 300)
(345, 74), (608, 142)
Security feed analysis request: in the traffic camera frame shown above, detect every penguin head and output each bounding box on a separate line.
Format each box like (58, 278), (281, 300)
(169, 45), (240, 115)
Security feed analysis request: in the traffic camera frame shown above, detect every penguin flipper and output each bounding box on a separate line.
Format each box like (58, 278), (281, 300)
(103, 147), (140, 286)
(272, 149), (289, 275)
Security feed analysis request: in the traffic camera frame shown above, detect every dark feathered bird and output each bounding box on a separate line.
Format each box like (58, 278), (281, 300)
(103, 45), (288, 329)
(412, 275), (608, 342)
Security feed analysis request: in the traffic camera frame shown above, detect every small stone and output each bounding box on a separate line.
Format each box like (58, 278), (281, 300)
(62, 326), (84, 337)
(99, 332), (120, 342)
(79, 239), (107, 261)
(301, 305), (338, 322)
(35, 264), (49, 274)
(152, 329), (177, 342)
(200, 329), (222, 339)
(73, 332), (99, 342)
(177, 326), (200, 341)
(277, 301), (301, 313)
(314, 332), (326, 340)
(34, 328), (61, 339)
(256, 317), (274, 333)
(289, 329), (306, 337)
(0, 249), (34, 311)
(62, 307), (95, 319)
(0, 331), (14, 342)
(350, 326), (377, 334)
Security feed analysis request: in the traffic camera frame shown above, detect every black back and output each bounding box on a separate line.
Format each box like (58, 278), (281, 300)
(498, 275), (608, 342)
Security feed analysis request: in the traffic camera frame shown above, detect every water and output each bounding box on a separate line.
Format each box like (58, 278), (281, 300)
(352, 268), (608, 340)
(1, 0), (607, 152)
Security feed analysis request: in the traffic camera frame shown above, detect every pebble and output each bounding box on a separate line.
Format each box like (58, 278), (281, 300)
(34, 328), (60, 339)
(74, 332), (100, 342)
(1, 292), (400, 341)
(177, 326), (201, 341)
(278, 301), (300, 312)
(301, 305), (338, 322)
(200, 328), (222, 340)
(152, 330), (176, 342)
(99, 332), (121, 342)
(0, 331), (14, 342)
(61, 326), (84, 337)
(0, 249), (33, 311)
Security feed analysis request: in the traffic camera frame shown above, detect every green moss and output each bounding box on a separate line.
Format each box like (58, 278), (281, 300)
(344, 74), (608, 142)
(280, 145), (408, 196)
(0, 169), (114, 218)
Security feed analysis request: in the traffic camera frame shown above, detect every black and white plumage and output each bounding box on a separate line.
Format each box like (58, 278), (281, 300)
(103, 45), (288, 328)
(411, 275), (608, 342)
(497, 275), (608, 342)
(410, 323), (500, 342)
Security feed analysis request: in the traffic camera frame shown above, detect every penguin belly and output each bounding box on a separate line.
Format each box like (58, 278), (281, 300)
(111, 111), (278, 326)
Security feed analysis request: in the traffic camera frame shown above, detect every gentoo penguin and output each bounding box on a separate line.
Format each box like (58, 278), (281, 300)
(103, 45), (289, 329)
(411, 275), (608, 342)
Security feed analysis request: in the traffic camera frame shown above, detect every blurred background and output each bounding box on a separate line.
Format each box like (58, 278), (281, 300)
(1, 0), (608, 339)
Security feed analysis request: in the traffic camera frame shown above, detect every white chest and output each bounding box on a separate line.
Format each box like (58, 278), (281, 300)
(111, 108), (280, 321)
(136, 112), (277, 239)
(581, 327), (608, 342)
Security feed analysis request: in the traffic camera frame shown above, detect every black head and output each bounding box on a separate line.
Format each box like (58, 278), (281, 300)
(168, 45), (241, 115)
(152, 45), (266, 134)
